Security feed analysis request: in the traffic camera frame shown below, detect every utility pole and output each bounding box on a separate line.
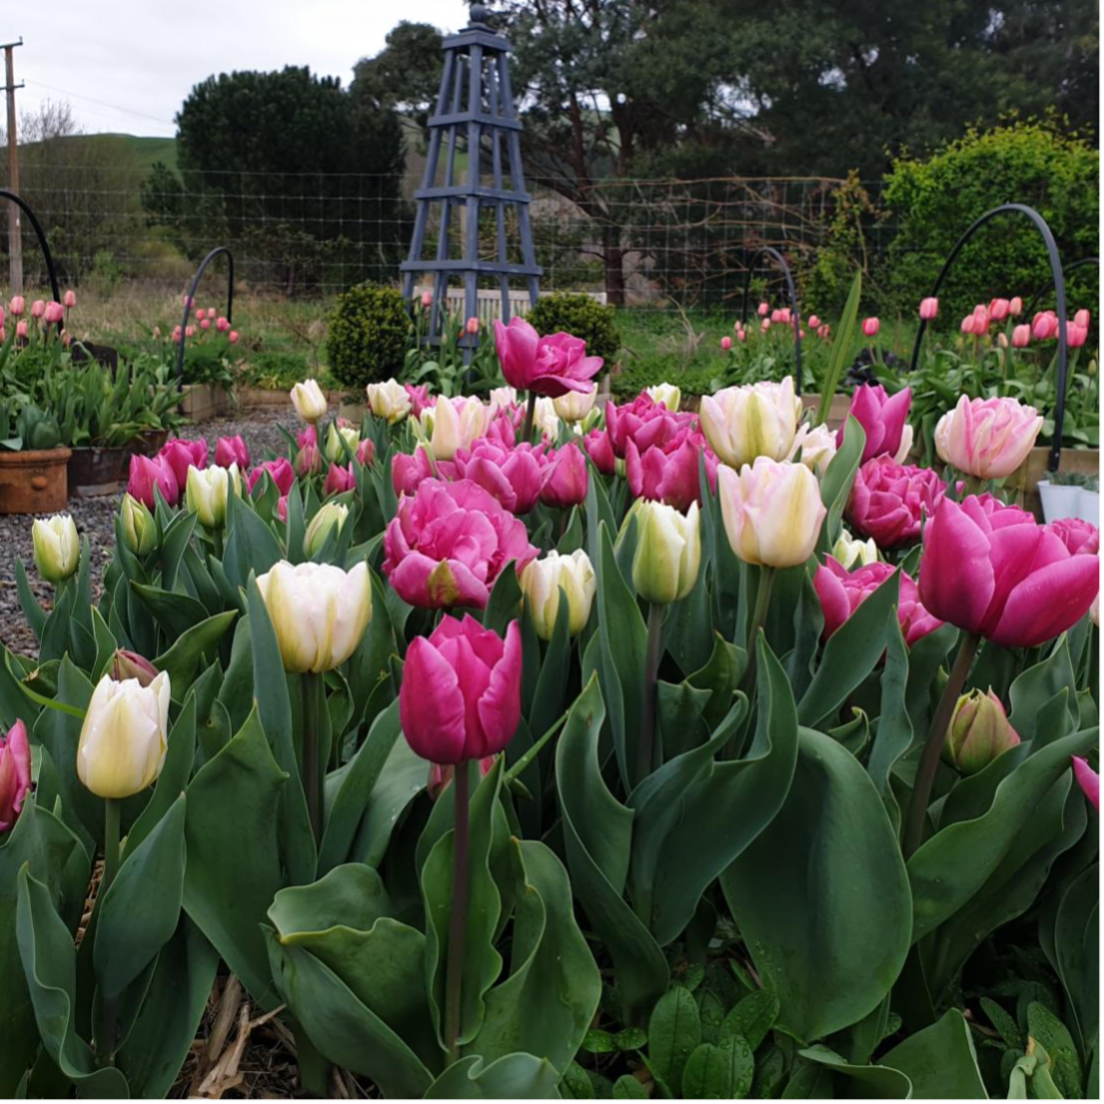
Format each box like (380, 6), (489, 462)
(3, 38), (24, 294)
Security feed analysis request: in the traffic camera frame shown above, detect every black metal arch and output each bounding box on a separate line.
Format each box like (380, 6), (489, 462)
(739, 246), (803, 395)
(175, 247), (235, 386)
(0, 188), (62, 307)
(908, 203), (1069, 471)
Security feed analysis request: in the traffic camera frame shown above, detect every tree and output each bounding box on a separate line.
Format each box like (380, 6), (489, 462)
(351, 22), (444, 131)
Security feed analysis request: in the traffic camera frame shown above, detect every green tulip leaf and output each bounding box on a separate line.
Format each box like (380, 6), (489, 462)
(797, 1044), (912, 1098)
(423, 1052), (562, 1099)
(682, 1035), (755, 1100)
(720, 727), (911, 1042)
(1008, 634), (1080, 740)
(152, 610), (238, 692)
(879, 1008), (987, 1098)
(221, 496), (284, 589)
(14, 559), (46, 643)
(817, 413), (866, 549)
(130, 581), (211, 641)
(483, 561), (523, 636)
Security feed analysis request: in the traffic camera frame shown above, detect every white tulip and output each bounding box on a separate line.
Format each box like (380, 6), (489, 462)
(521, 550), (597, 640)
(554, 384), (599, 423)
(700, 377), (802, 468)
(290, 379), (328, 423)
(628, 500), (701, 605)
(366, 379), (412, 424)
(185, 464), (240, 529)
(832, 528), (880, 569)
(645, 383), (681, 412)
(787, 422), (838, 476)
(31, 514), (80, 582)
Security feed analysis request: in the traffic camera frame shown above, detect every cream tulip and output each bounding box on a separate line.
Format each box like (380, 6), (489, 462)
(325, 422), (360, 462)
(719, 458), (826, 569)
(832, 527), (880, 570)
(31, 514), (80, 582)
(290, 379), (328, 423)
(787, 422), (838, 476)
(645, 383), (681, 412)
(120, 494), (158, 555)
(366, 379), (412, 424)
(429, 395), (488, 461)
(553, 383), (599, 423)
(255, 561), (372, 674)
(185, 463), (240, 529)
(304, 502), (349, 557)
(521, 550), (597, 640)
(488, 385), (519, 413)
(700, 377), (802, 468)
(533, 397), (561, 441)
(77, 672), (171, 799)
(628, 500), (701, 605)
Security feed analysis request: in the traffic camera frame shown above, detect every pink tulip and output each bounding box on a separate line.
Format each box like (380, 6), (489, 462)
(247, 458), (296, 496)
(779, 308), (792, 325)
(356, 438), (376, 467)
(847, 457), (946, 548)
(1068, 323), (1088, 348)
(919, 297), (939, 321)
(44, 302), (64, 324)
(814, 557), (943, 647)
(862, 317), (880, 337)
(323, 462), (356, 497)
(969, 493), (1035, 527)
(214, 435), (250, 470)
(1012, 324), (1031, 348)
(1032, 312), (1058, 341)
(494, 317), (603, 398)
(200, 318), (211, 331)
(9, 295), (24, 316)
(757, 302), (769, 317)
(989, 298), (1010, 322)
(760, 318), (771, 333)
(15, 321), (27, 339)
(1071, 756), (1099, 811)
(605, 394), (691, 459)
(626, 432), (717, 514)
(807, 314), (821, 329)
(1008, 296), (1023, 316)
(770, 309), (783, 324)
(960, 315), (976, 336)
(110, 650), (160, 687)
(466, 317), (480, 335)
(182, 294), (194, 308)
(540, 442), (590, 509)
(400, 615), (522, 764)
(383, 479), (538, 609)
(195, 308), (206, 322)
(159, 438), (208, 488)
(297, 425), (318, 450)
(818, 324), (831, 339)
(393, 446), (441, 497)
(404, 383), (433, 419)
(0, 719), (31, 832)
(1047, 517), (1100, 556)
(128, 454), (179, 509)
(228, 331), (240, 344)
(30, 299), (44, 319)
(452, 438), (547, 515)
(721, 335), (733, 351)
(276, 495), (289, 523)
(185, 325), (196, 338)
(919, 496), (1099, 648)
(582, 427), (616, 476)
(934, 395), (1042, 480)
(296, 443), (323, 478)
(1074, 308), (1091, 329)
(62, 290), (77, 309)
(421, 290), (434, 308)
(736, 328), (747, 342)
(216, 316), (230, 333)
(839, 383), (912, 464)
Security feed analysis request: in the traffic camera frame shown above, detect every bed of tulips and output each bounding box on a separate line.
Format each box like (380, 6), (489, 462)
(0, 313), (1098, 1099)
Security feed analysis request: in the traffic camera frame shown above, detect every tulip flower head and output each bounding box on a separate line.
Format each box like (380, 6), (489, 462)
(942, 688), (1020, 775)
(1032, 312), (1058, 341)
(553, 383), (598, 423)
(758, 302), (769, 317)
(494, 316), (603, 398)
(9, 295), (24, 316)
(367, 379), (412, 424)
(787, 422), (838, 477)
(840, 384), (912, 464)
(400, 616), (522, 765)
(77, 672), (171, 799)
(1008, 296), (1024, 316)
(120, 493), (158, 555)
(521, 550), (597, 640)
(645, 383), (682, 412)
(110, 650), (159, 687)
(540, 442), (590, 509)
(247, 458), (296, 497)
(15, 321), (27, 339)
(290, 379), (328, 424)
(627, 499), (701, 605)
(304, 502), (349, 557)
(831, 528), (879, 570)
(325, 421), (360, 464)
(256, 561), (372, 673)
(720, 335), (733, 351)
(452, 437), (546, 515)
(427, 395), (489, 462)
(30, 299), (45, 319)
(1011, 324), (1031, 348)
(214, 434), (250, 470)
(323, 462), (357, 498)
(846, 457), (946, 548)
(32, 514), (80, 583)
(1074, 308), (1091, 329)
(1071, 756), (1100, 811)
(1047, 517), (1100, 556)
(919, 297), (939, 321)
(159, 437), (208, 488)
(807, 314), (821, 329)
(700, 377), (802, 469)
(186, 463), (240, 529)
(128, 454), (179, 510)
(626, 431), (716, 513)
(0, 720), (31, 832)
(862, 317), (880, 337)
(935, 395), (1043, 480)
(989, 298), (1010, 323)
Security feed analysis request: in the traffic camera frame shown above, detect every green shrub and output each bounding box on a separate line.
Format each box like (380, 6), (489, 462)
(610, 359), (725, 401)
(527, 292), (622, 366)
(882, 117), (1099, 316)
(326, 283), (410, 389)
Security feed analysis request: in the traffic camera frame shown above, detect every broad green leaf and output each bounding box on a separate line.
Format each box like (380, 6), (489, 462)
(722, 989), (780, 1052)
(612, 1074), (648, 1098)
(879, 1008), (987, 1098)
(483, 562), (523, 636)
(130, 581), (210, 640)
(648, 986), (701, 1095)
(797, 1044), (912, 1098)
(817, 414), (866, 551)
(1008, 635), (1079, 740)
(152, 611), (237, 691)
(721, 727), (911, 1042)
(1027, 1001), (1083, 1099)
(815, 269), (862, 426)
(423, 1053), (562, 1099)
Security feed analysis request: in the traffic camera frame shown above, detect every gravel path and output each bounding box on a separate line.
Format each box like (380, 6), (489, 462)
(0, 406), (300, 657)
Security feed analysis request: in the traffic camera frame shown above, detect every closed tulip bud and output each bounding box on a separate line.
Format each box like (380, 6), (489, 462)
(367, 378), (412, 423)
(304, 502), (349, 556)
(645, 383), (681, 411)
(44, 302), (64, 324)
(997, 332), (1009, 349)
(216, 316), (230, 332)
(942, 688), (1020, 775)
(357, 437), (375, 467)
(627, 499), (701, 605)
(324, 421), (360, 462)
(1068, 323), (1088, 348)
(719, 458), (826, 569)
(15, 320), (27, 338)
(430, 395), (487, 461)
(832, 528), (880, 569)
(1012, 324), (1031, 348)
(700, 377), (802, 468)
(110, 650), (159, 687)
(521, 550), (597, 639)
(1074, 308), (1091, 329)
(228, 331), (240, 344)
(862, 317), (880, 337)
(256, 561), (372, 673)
(553, 383), (598, 422)
(1008, 296), (1023, 316)
(466, 316), (480, 334)
(807, 314), (821, 329)
(296, 443), (323, 478)
(935, 395), (1042, 479)
(421, 290), (434, 308)
(720, 335), (733, 351)
(918, 297), (938, 320)
(62, 290), (77, 309)
(1072, 756), (1099, 810)
(760, 317), (771, 333)
(540, 442), (589, 508)
(1032, 312), (1058, 341)
(32, 514), (79, 582)
(199, 318), (211, 331)
(0, 720), (31, 832)
(787, 422), (838, 476)
(30, 299), (45, 319)
(290, 379), (328, 423)
(77, 672), (171, 799)
(989, 298), (1010, 322)
(758, 302), (769, 316)
(186, 463), (240, 529)
(9, 295), (24, 316)
(120, 494), (158, 555)
(214, 434), (249, 469)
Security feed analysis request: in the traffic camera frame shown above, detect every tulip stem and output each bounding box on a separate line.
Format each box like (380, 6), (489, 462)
(301, 671), (323, 843)
(504, 711), (569, 785)
(522, 390), (538, 442)
(741, 567), (776, 696)
(637, 602), (666, 787)
(211, 527), (224, 560)
(99, 799), (122, 1065)
(445, 762), (471, 1064)
(903, 631), (982, 859)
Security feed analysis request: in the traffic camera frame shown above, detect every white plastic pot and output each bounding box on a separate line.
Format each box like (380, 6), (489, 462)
(1077, 489), (1100, 525)
(1037, 480), (1082, 523)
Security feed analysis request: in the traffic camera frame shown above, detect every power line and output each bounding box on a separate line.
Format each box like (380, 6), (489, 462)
(23, 77), (175, 128)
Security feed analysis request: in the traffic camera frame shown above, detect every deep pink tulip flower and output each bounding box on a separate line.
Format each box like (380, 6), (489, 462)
(128, 454), (179, 509)
(540, 442), (590, 509)
(404, 383), (433, 419)
(323, 462), (356, 497)
(807, 314), (821, 329)
(452, 437), (546, 515)
(0, 719), (31, 832)
(1072, 756), (1099, 811)
(159, 437), (208, 488)
(494, 317), (603, 398)
(356, 438), (376, 467)
(605, 395), (691, 459)
(392, 446), (440, 497)
(44, 302), (64, 324)
(383, 479), (538, 609)
(626, 432), (717, 513)
(276, 495), (289, 523)
(582, 428), (616, 476)
(919, 297), (939, 320)
(247, 458), (296, 496)
(215, 435), (250, 470)
(862, 317), (880, 337)
(847, 457), (946, 548)
(1032, 312), (1058, 341)
(839, 384), (912, 463)
(721, 335), (732, 351)
(919, 496), (1100, 648)
(1047, 517), (1100, 556)
(400, 616), (522, 765)
(814, 557), (943, 647)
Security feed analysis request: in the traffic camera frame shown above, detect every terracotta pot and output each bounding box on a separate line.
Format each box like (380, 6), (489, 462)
(0, 448), (72, 514)
(67, 446), (130, 497)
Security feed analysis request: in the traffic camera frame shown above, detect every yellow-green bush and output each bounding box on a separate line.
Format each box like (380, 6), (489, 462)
(326, 283), (409, 388)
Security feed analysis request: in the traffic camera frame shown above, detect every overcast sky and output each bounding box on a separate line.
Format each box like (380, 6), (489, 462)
(7, 0), (471, 138)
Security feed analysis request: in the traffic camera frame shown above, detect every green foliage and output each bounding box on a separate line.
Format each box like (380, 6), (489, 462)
(883, 118), (1100, 313)
(526, 293), (622, 366)
(326, 283), (411, 389)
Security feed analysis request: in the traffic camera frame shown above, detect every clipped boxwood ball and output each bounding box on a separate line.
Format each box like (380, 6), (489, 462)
(326, 283), (410, 389)
(526, 292), (621, 366)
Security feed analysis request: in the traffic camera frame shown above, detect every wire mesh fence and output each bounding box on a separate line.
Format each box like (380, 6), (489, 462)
(0, 164), (893, 313)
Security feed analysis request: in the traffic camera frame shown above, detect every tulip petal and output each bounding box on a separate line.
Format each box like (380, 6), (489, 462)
(989, 553), (1100, 648)
(400, 639), (468, 764)
(475, 621), (522, 758)
(919, 499), (995, 632)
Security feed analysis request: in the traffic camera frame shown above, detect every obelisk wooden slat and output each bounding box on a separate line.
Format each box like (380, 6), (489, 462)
(401, 3), (541, 358)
